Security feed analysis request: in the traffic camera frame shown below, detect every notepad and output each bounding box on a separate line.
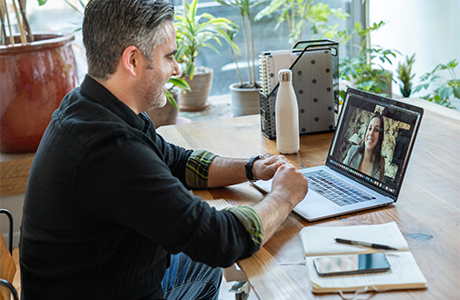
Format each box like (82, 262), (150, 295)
(299, 222), (427, 293)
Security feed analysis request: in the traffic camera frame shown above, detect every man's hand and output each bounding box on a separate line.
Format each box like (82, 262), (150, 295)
(270, 163), (308, 210)
(252, 155), (289, 181)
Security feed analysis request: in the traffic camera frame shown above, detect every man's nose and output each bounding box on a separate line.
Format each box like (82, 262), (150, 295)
(172, 59), (180, 76)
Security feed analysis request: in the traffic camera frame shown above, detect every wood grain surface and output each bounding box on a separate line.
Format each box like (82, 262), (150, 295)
(0, 156), (34, 197)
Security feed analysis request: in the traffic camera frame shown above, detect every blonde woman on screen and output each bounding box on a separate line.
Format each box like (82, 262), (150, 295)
(344, 113), (385, 180)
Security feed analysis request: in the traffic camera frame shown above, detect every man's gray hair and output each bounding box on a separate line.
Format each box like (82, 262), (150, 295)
(83, 0), (174, 80)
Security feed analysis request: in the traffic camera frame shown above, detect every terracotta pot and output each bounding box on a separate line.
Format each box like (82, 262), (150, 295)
(229, 82), (261, 117)
(0, 33), (79, 153)
(147, 89), (180, 127)
(180, 66), (213, 112)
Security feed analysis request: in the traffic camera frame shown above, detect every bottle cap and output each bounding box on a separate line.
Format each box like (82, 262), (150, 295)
(278, 69), (292, 82)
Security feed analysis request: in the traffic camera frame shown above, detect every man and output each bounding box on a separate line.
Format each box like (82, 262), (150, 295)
(19, 0), (308, 299)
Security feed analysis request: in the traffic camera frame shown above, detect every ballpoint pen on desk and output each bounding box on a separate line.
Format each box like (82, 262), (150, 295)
(335, 238), (399, 251)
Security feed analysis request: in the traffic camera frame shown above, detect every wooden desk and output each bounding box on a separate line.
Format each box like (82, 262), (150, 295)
(157, 99), (460, 300)
(0, 153), (34, 197)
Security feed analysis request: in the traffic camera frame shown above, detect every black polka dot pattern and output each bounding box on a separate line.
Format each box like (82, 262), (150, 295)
(261, 48), (337, 138)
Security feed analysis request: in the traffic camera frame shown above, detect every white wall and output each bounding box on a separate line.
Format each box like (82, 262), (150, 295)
(369, 0), (460, 100)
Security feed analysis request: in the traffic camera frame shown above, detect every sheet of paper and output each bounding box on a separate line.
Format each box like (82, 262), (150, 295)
(300, 222), (409, 256)
(306, 252), (427, 291)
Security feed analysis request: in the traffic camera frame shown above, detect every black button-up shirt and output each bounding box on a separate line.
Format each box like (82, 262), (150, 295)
(20, 75), (258, 299)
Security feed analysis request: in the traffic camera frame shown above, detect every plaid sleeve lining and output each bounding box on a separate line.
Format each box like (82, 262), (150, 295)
(185, 150), (217, 189)
(225, 206), (263, 248)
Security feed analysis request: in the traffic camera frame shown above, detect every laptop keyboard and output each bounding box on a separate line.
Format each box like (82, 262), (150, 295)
(303, 170), (376, 206)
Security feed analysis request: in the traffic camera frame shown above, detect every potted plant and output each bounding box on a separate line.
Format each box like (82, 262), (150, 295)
(174, 0), (238, 111)
(397, 53), (416, 98)
(254, 0), (349, 46)
(413, 59), (460, 109)
(0, 0), (79, 153)
(339, 21), (399, 101)
(215, 0), (265, 117)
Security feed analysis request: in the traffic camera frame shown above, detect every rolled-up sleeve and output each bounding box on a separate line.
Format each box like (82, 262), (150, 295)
(225, 206), (263, 255)
(185, 150), (217, 189)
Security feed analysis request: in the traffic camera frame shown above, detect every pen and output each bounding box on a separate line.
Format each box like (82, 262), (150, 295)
(335, 238), (398, 251)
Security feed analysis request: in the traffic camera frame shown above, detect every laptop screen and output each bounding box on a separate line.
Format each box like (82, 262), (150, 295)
(327, 88), (423, 200)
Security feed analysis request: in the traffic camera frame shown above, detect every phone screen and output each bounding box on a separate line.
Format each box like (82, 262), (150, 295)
(313, 253), (391, 276)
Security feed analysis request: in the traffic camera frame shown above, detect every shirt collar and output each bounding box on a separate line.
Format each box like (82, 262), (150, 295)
(79, 74), (151, 132)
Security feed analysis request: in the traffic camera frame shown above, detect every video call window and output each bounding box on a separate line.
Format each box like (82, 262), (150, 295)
(329, 95), (419, 193)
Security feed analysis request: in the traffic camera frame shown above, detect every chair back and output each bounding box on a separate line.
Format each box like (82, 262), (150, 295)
(0, 209), (18, 300)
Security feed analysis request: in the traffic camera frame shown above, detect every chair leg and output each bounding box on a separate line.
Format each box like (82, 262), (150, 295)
(0, 279), (19, 300)
(0, 209), (14, 254)
(229, 281), (250, 300)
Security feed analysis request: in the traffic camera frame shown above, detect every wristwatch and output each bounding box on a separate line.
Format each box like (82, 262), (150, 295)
(245, 155), (264, 182)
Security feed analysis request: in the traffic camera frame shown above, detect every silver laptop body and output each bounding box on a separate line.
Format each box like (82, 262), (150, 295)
(254, 88), (424, 221)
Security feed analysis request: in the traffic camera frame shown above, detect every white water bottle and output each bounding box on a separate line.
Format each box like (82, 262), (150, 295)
(275, 69), (299, 154)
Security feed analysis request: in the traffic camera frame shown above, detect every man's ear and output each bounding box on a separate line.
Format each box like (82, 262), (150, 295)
(121, 46), (142, 77)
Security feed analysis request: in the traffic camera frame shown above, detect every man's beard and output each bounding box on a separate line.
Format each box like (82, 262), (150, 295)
(150, 88), (167, 109)
(139, 77), (167, 112)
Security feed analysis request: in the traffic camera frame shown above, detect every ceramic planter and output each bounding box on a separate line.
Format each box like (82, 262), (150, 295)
(179, 66), (213, 112)
(0, 33), (79, 153)
(229, 82), (260, 117)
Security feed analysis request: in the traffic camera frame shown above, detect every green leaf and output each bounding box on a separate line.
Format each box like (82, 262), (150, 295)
(165, 91), (179, 110)
(437, 85), (453, 100)
(448, 59), (459, 69)
(339, 90), (347, 103)
(413, 83), (429, 93)
(168, 78), (191, 91)
(255, 1), (283, 21)
(429, 75), (440, 82)
(453, 86), (460, 99)
(439, 64), (449, 70)
(38, 0), (48, 5)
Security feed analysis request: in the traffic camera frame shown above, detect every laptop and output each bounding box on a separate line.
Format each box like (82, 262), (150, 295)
(253, 88), (424, 221)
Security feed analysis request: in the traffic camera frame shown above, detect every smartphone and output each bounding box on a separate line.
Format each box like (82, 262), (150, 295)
(313, 252), (391, 276)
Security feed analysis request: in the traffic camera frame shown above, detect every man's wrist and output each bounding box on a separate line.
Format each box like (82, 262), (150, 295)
(245, 155), (264, 182)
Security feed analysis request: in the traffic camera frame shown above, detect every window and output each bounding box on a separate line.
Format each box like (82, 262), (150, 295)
(24, 0), (364, 96)
(176, 0), (364, 96)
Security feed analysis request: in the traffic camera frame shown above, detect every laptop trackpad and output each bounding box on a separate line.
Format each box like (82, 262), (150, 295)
(294, 191), (339, 219)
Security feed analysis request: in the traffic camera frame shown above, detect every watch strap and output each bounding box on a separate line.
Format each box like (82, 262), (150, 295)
(245, 155), (263, 182)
